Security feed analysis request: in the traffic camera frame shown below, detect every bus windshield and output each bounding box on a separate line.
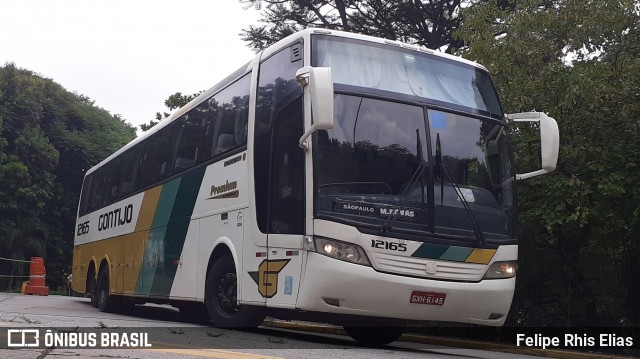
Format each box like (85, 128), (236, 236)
(314, 96), (515, 242)
(312, 37), (515, 243)
(313, 36), (503, 118)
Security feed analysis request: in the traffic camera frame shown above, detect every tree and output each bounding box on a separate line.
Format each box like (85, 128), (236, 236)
(0, 63), (136, 290)
(240, 0), (467, 53)
(458, 0), (640, 326)
(140, 91), (202, 131)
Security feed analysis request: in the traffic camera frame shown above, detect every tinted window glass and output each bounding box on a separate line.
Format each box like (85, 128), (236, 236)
(208, 75), (250, 158)
(119, 147), (142, 196)
(269, 98), (304, 234)
(79, 73), (251, 215)
(313, 36), (503, 118)
(254, 43), (303, 233)
(138, 125), (177, 188)
(78, 175), (92, 214)
(172, 112), (207, 175)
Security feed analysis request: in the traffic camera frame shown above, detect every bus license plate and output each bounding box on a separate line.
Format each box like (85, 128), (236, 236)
(410, 291), (446, 306)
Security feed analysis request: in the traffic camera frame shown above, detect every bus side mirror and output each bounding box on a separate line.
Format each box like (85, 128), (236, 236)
(296, 66), (334, 150)
(507, 112), (560, 180)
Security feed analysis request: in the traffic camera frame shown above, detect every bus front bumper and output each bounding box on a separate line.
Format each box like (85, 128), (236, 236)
(296, 252), (515, 326)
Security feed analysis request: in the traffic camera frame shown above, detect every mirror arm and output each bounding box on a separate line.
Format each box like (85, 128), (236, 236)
(296, 70), (312, 150)
(295, 66), (334, 151)
(516, 170), (548, 181)
(299, 126), (316, 150)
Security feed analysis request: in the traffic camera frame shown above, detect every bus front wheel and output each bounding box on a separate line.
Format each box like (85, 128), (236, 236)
(205, 256), (265, 328)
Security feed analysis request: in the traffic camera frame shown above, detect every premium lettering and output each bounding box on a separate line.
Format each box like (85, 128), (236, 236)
(210, 180), (238, 196)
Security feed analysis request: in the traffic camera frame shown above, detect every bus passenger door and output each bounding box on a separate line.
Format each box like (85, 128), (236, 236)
(265, 98), (305, 307)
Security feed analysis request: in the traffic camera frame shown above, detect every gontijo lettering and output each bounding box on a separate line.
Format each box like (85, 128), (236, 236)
(98, 204), (133, 231)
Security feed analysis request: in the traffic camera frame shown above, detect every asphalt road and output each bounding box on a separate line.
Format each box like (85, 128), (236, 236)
(0, 293), (545, 359)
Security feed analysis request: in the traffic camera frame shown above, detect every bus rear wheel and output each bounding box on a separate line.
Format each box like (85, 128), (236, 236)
(88, 270), (98, 308)
(343, 326), (405, 346)
(205, 256), (265, 328)
(97, 269), (117, 313)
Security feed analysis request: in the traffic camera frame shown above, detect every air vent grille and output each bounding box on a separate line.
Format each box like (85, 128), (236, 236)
(290, 43), (302, 62)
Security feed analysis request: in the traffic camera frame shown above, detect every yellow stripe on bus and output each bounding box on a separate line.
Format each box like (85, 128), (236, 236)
(136, 185), (163, 232)
(464, 248), (496, 264)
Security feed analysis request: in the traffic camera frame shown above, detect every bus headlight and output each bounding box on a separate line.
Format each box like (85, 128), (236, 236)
(483, 261), (518, 279)
(310, 237), (371, 266)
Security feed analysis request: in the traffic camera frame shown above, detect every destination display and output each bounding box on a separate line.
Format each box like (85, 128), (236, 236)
(333, 200), (426, 222)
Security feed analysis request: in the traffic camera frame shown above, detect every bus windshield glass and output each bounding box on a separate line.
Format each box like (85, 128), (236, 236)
(312, 36), (514, 243)
(313, 36), (503, 118)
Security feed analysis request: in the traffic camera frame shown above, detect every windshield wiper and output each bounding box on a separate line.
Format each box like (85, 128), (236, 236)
(436, 133), (485, 245)
(380, 128), (427, 234)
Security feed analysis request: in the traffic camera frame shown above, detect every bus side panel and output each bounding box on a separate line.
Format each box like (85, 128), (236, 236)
(173, 152), (250, 301)
(168, 218), (200, 299)
(264, 234), (304, 308)
(135, 167), (206, 298)
(72, 246), (85, 293)
(241, 221), (271, 305)
(120, 230), (149, 294)
(72, 169), (208, 299)
(193, 210), (245, 302)
(72, 187), (152, 295)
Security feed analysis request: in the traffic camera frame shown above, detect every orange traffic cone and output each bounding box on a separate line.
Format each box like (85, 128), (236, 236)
(23, 257), (49, 296)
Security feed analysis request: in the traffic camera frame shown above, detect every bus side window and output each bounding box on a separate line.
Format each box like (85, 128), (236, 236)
(78, 175), (93, 215)
(214, 106), (238, 154)
(172, 111), (207, 175)
(210, 109), (226, 156)
(235, 106), (248, 146)
(119, 148), (141, 196)
(138, 125), (177, 187)
(209, 74), (251, 158)
(103, 157), (122, 204)
(89, 171), (106, 210)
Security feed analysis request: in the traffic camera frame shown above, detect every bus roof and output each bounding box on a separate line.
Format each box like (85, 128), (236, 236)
(261, 28), (487, 71)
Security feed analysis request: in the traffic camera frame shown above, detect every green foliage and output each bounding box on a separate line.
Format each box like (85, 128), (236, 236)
(0, 63), (136, 290)
(458, 0), (640, 326)
(240, 0), (466, 53)
(140, 91), (202, 132)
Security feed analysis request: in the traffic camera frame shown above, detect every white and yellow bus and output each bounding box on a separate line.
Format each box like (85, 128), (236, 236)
(72, 29), (559, 345)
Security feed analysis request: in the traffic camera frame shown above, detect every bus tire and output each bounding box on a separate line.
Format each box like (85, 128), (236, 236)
(205, 255), (265, 328)
(343, 326), (405, 346)
(88, 269), (98, 308)
(97, 269), (116, 313)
